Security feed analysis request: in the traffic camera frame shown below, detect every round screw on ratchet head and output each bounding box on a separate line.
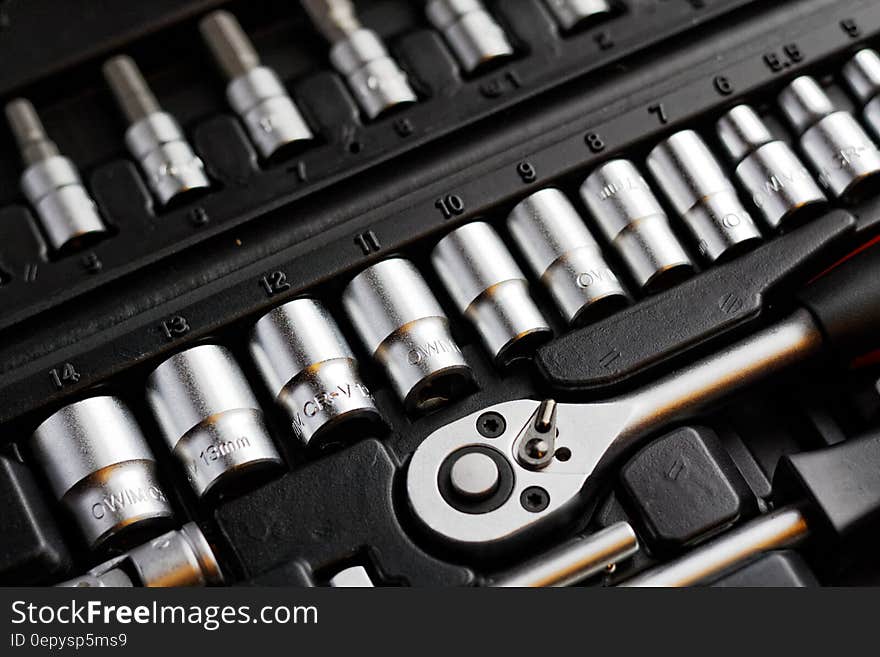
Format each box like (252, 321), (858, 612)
(342, 257), (475, 414)
(425, 0), (514, 74)
(249, 297), (383, 447)
(520, 486), (550, 513)
(843, 49), (880, 141)
(103, 55), (210, 206)
(449, 451), (500, 500)
(30, 396), (174, 551)
(647, 130), (763, 262)
(716, 105), (827, 230)
(778, 75), (880, 201)
(199, 10), (313, 159)
(476, 411), (506, 438)
(5, 98), (107, 253)
(432, 221), (552, 365)
(542, 0), (614, 32)
(580, 160), (694, 292)
(145, 344), (283, 500)
(507, 188), (629, 326)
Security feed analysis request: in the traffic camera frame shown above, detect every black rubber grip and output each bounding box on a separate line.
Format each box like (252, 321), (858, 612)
(536, 211), (855, 394)
(798, 240), (880, 363)
(774, 429), (880, 540)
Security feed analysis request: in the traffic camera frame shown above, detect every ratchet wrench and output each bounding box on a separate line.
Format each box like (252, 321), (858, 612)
(406, 240), (880, 551)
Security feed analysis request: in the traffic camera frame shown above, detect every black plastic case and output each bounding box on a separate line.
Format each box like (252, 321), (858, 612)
(1, 0), (880, 586)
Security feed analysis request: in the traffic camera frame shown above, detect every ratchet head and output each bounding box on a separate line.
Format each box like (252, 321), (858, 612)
(405, 397), (639, 551)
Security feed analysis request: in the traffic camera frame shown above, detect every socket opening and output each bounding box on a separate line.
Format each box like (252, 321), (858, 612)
(406, 365), (475, 415)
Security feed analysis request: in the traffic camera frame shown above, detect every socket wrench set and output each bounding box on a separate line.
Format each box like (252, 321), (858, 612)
(2, 0), (880, 588)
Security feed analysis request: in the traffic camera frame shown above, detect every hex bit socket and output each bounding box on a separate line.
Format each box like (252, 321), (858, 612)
(542, 0), (614, 32)
(103, 55), (210, 206)
(302, 0), (417, 119)
(5, 98), (106, 252)
(425, 0), (514, 74)
(200, 10), (313, 159)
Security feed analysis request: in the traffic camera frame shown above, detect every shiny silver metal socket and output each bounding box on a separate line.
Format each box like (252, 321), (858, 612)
(425, 0), (514, 74)
(330, 28), (417, 120)
(58, 522), (224, 588)
(199, 10), (313, 158)
(31, 396), (174, 550)
(6, 98), (106, 252)
(716, 103), (775, 164)
(843, 49), (880, 141)
(249, 297), (382, 447)
(145, 344), (282, 499)
(580, 160), (694, 292)
(542, 0), (614, 31)
(778, 76), (836, 133)
(342, 258), (474, 413)
(716, 105), (826, 229)
(866, 99), (880, 139)
(126, 113), (210, 204)
(779, 75), (880, 200)
(432, 221), (552, 365)
(20, 156), (107, 251)
(104, 55), (210, 205)
(507, 188), (629, 326)
(647, 130), (762, 261)
(226, 67), (314, 159)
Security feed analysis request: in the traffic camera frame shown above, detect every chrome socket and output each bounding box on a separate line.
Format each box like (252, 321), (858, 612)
(249, 298), (382, 447)
(330, 29), (417, 120)
(58, 522), (224, 588)
(432, 221), (552, 365)
(342, 258), (474, 413)
(779, 75), (880, 200)
(226, 67), (314, 159)
(200, 11), (313, 159)
(425, 0), (514, 74)
(507, 188), (629, 326)
(6, 99), (107, 252)
(126, 113), (210, 205)
(580, 159), (694, 292)
(647, 130), (762, 262)
(20, 156), (106, 252)
(542, 0), (614, 32)
(145, 344), (282, 499)
(31, 396), (174, 550)
(716, 105), (826, 229)
(843, 48), (880, 141)
(103, 55), (210, 206)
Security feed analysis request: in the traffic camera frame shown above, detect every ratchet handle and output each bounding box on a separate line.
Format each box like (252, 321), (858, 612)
(798, 238), (880, 364)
